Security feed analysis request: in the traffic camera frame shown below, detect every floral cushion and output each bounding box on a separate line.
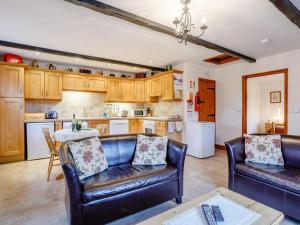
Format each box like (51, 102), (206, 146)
(132, 135), (168, 166)
(68, 137), (108, 180)
(244, 134), (284, 166)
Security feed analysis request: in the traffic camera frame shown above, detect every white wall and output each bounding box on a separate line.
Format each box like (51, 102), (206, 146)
(247, 78), (260, 133)
(176, 63), (214, 122)
(258, 78), (284, 132)
(215, 48), (300, 145)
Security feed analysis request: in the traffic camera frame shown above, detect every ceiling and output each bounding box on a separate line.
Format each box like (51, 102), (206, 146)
(0, 0), (300, 71)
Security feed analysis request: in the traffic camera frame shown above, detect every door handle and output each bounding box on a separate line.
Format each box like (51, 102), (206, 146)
(208, 114), (215, 117)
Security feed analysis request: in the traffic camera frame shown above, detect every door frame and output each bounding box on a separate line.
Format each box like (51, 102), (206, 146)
(242, 68), (288, 134)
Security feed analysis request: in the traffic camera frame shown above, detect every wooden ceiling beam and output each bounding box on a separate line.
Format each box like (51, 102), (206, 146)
(65, 0), (256, 63)
(0, 40), (165, 71)
(269, 0), (300, 29)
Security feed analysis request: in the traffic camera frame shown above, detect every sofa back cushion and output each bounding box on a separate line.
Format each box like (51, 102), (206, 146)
(281, 135), (300, 169)
(244, 134), (284, 166)
(100, 135), (137, 167)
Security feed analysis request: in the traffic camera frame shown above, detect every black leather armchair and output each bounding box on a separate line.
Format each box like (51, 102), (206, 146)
(225, 134), (300, 221)
(60, 134), (187, 225)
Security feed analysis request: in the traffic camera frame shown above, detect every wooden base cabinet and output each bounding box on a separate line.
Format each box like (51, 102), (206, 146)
(0, 98), (24, 163)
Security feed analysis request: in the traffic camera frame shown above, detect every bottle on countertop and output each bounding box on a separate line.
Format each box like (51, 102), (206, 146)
(72, 114), (76, 132)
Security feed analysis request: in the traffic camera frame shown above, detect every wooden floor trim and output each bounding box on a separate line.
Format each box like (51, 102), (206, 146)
(215, 144), (226, 150)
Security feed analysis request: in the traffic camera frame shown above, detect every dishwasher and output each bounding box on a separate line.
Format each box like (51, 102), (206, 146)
(26, 122), (54, 160)
(110, 120), (129, 135)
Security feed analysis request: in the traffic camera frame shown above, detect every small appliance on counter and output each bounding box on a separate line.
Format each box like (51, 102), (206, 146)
(121, 110), (128, 117)
(133, 109), (147, 117)
(45, 111), (58, 119)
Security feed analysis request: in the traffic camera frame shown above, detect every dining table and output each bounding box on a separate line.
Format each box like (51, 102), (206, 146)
(53, 128), (100, 143)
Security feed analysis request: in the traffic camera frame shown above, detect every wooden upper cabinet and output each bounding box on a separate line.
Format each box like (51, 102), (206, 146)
(0, 98), (24, 163)
(162, 73), (174, 101)
(134, 80), (145, 102)
(121, 80), (134, 102)
(63, 74), (86, 91)
(86, 77), (107, 92)
(25, 70), (45, 99)
(150, 76), (162, 97)
(45, 72), (62, 100)
(0, 65), (24, 98)
(105, 79), (122, 102)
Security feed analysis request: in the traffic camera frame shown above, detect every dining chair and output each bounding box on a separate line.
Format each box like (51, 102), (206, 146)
(42, 128), (60, 181)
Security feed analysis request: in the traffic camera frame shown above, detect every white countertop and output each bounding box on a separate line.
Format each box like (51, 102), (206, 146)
(24, 116), (183, 123)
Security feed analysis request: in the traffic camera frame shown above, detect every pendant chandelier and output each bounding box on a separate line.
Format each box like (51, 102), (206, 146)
(173, 0), (208, 45)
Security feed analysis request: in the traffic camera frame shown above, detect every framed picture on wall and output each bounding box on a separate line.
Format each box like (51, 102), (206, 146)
(270, 91), (281, 103)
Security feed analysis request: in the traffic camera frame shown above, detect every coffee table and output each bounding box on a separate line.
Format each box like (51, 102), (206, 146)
(138, 187), (284, 225)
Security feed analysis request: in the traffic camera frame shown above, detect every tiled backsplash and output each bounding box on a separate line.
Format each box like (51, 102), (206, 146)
(26, 91), (143, 118)
(145, 101), (184, 118)
(26, 91), (183, 118)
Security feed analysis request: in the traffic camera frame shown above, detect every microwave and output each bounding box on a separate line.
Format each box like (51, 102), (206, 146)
(133, 109), (147, 117)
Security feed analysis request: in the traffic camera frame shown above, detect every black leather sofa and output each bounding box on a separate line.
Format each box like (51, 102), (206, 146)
(225, 134), (300, 221)
(60, 134), (187, 225)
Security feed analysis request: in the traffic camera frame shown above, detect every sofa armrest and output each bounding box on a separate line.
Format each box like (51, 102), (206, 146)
(60, 143), (82, 225)
(225, 137), (246, 190)
(167, 139), (188, 198)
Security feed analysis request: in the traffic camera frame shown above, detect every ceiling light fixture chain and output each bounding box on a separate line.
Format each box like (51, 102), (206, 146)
(173, 0), (208, 45)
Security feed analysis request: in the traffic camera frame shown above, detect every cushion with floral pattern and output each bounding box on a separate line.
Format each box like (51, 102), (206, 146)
(244, 134), (284, 166)
(132, 135), (168, 166)
(68, 137), (108, 180)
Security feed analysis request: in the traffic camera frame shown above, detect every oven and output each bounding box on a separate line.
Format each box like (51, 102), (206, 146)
(144, 120), (155, 134)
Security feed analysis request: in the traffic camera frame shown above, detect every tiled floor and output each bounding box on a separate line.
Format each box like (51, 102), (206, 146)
(0, 150), (298, 225)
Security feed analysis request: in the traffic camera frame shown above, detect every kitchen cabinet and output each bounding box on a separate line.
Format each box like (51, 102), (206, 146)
(86, 77), (107, 92)
(150, 76), (162, 97)
(0, 65), (24, 98)
(63, 74), (107, 93)
(0, 98), (24, 163)
(44, 72), (62, 100)
(145, 79), (158, 103)
(25, 70), (62, 100)
(25, 70), (44, 99)
(63, 74), (86, 91)
(134, 80), (145, 102)
(105, 79), (122, 102)
(155, 121), (167, 136)
(162, 72), (174, 101)
(129, 119), (139, 134)
(122, 80), (134, 102)
(138, 119), (144, 133)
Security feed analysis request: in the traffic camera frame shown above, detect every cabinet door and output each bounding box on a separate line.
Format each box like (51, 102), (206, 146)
(129, 119), (139, 134)
(0, 65), (24, 98)
(63, 74), (86, 91)
(105, 79), (122, 102)
(86, 77), (107, 92)
(0, 98), (24, 163)
(134, 80), (145, 102)
(121, 80), (134, 102)
(45, 72), (62, 100)
(150, 76), (162, 97)
(162, 73), (174, 101)
(155, 126), (167, 136)
(25, 70), (45, 99)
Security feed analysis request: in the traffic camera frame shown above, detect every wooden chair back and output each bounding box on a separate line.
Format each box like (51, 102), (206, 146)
(42, 128), (59, 156)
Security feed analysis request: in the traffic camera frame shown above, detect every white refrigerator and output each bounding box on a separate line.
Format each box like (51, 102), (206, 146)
(185, 121), (216, 158)
(26, 122), (55, 160)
